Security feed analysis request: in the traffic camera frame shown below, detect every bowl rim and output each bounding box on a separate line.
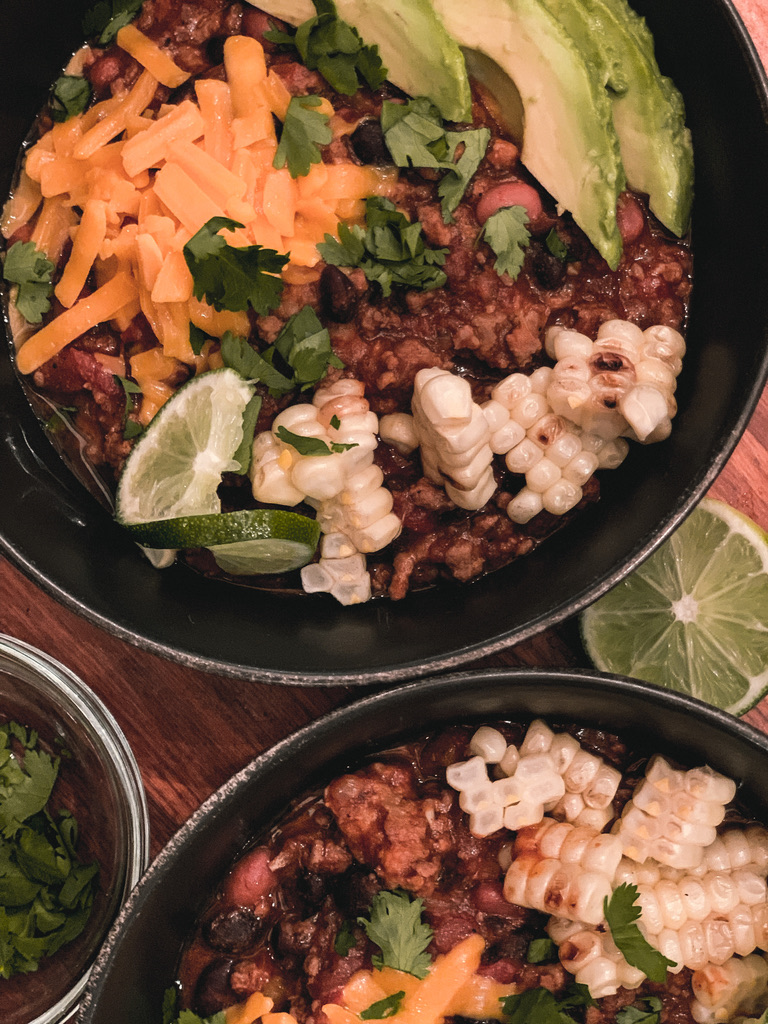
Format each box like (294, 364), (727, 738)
(2, 0), (768, 685)
(77, 666), (768, 1021)
(0, 632), (151, 1024)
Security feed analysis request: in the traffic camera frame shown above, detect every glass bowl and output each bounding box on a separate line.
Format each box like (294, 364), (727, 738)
(0, 633), (150, 1024)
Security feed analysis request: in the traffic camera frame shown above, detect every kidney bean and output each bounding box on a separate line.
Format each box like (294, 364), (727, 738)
(476, 182), (544, 227)
(616, 191), (646, 244)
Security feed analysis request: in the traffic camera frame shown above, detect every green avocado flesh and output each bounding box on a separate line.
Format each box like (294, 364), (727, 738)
(431, 0), (625, 270)
(541, 0), (693, 237)
(250, 0), (472, 122)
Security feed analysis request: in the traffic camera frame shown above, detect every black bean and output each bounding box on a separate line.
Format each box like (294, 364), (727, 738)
(206, 36), (226, 66)
(320, 265), (359, 323)
(529, 242), (566, 291)
(205, 906), (264, 953)
(349, 119), (392, 166)
(194, 958), (234, 1017)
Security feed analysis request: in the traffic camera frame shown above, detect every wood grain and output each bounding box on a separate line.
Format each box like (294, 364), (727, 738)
(0, 0), (767, 859)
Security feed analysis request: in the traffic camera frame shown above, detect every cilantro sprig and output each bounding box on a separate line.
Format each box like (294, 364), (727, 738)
(276, 425), (357, 456)
(82, 0), (143, 45)
(500, 983), (596, 1024)
(381, 98), (490, 223)
(604, 884), (676, 982)
(616, 996), (662, 1024)
(50, 76), (92, 123)
(3, 241), (55, 324)
(265, 0), (386, 96)
(318, 197), (447, 297)
(162, 985), (226, 1024)
(113, 374), (143, 440)
(183, 217), (288, 316)
(357, 889), (433, 979)
(481, 205), (531, 280)
(274, 95), (333, 179)
(0, 722), (99, 979)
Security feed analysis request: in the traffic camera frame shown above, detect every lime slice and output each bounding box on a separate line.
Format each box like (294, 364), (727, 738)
(115, 368), (255, 525)
(122, 509), (321, 575)
(581, 498), (768, 715)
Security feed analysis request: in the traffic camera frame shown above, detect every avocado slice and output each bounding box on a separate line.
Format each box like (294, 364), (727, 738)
(431, 0), (625, 269)
(248, 0), (472, 123)
(541, 0), (694, 237)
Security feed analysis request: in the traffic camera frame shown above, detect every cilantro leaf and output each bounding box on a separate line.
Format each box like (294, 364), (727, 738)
(188, 324), (211, 357)
(113, 374), (143, 440)
(360, 992), (405, 1020)
(438, 128), (491, 222)
(380, 100), (489, 223)
(500, 983), (596, 1024)
(183, 217), (288, 315)
(481, 205), (531, 280)
(358, 889), (433, 979)
(318, 197), (447, 297)
(604, 884), (676, 982)
(2, 241), (55, 324)
(0, 746), (58, 838)
(82, 0), (143, 45)
(276, 425), (357, 456)
(266, 0), (386, 95)
(220, 332), (294, 394)
(272, 305), (342, 389)
(616, 996), (662, 1024)
(232, 394), (263, 476)
(274, 95), (332, 179)
(526, 937), (557, 964)
(335, 919), (357, 957)
(545, 228), (569, 262)
(50, 76), (92, 123)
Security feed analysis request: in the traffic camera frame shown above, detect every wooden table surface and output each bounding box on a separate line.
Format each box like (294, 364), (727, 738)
(1, 1), (768, 863)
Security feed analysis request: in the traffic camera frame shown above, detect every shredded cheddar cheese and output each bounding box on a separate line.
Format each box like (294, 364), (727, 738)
(8, 34), (398, 393)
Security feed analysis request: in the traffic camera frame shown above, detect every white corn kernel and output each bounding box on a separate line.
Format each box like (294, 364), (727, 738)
(506, 438), (544, 474)
(507, 488), (543, 524)
(378, 412), (419, 454)
(543, 479), (581, 515)
(470, 726), (509, 764)
(527, 457), (562, 493)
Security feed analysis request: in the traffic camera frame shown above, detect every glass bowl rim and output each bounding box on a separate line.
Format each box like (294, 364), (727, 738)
(0, 631), (150, 1024)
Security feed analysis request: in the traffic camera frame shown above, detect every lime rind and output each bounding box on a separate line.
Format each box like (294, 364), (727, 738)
(581, 498), (768, 716)
(115, 368), (255, 525)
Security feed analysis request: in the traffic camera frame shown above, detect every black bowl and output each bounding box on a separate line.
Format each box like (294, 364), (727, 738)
(75, 667), (768, 1023)
(2, 0), (768, 683)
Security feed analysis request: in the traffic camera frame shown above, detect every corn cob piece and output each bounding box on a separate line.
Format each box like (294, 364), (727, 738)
(545, 320), (685, 443)
(546, 917), (645, 998)
(691, 953), (768, 1023)
(411, 367), (496, 510)
(614, 755), (737, 868)
(504, 847), (614, 926)
(250, 378), (402, 604)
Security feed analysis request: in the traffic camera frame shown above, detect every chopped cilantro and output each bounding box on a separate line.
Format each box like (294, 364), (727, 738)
(232, 394), (263, 475)
(360, 992), (405, 1020)
(220, 307), (341, 398)
(0, 722), (99, 978)
(188, 324), (211, 357)
(500, 983), (596, 1024)
(276, 426), (357, 456)
(318, 197), (447, 297)
(183, 217), (288, 316)
(50, 75), (92, 123)
(545, 228), (569, 262)
(334, 919), (357, 956)
(358, 889), (433, 979)
(113, 374), (143, 439)
(380, 99), (490, 223)
(82, 0), (143, 45)
(3, 241), (55, 324)
(526, 937), (557, 964)
(265, 0), (386, 96)
(481, 205), (531, 280)
(604, 884), (676, 982)
(274, 95), (332, 179)
(161, 986), (226, 1024)
(616, 996), (662, 1024)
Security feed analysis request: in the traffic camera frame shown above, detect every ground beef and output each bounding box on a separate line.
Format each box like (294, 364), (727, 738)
(16, 0), (693, 601)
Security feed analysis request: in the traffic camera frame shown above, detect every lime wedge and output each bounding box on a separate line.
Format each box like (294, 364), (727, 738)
(115, 368), (255, 525)
(122, 509), (321, 575)
(581, 498), (768, 715)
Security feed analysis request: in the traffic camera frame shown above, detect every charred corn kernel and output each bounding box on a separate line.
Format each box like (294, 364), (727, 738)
(411, 368), (496, 511)
(691, 953), (768, 1023)
(505, 854), (611, 925)
(515, 818), (623, 877)
(615, 755), (736, 868)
